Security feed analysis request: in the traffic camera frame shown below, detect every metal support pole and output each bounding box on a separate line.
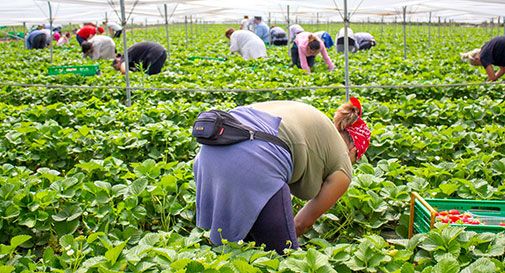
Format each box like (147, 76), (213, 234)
(164, 4), (170, 61)
(428, 12), (432, 48)
(184, 16), (188, 46)
(343, 0), (350, 102)
(316, 12), (319, 25)
(402, 6), (407, 60)
(287, 5), (291, 56)
(130, 18), (134, 38)
(503, 16), (505, 35)
(438, 17), (441, 40)
(268, 12), (271, 26)
(105, 12), (108, 23)
(380, 16), (384, 40)
(48, 1), (53, 64)
(498, 16), (501, 36)
(119, 0), (131, 107)
(190, 15), (193, 40)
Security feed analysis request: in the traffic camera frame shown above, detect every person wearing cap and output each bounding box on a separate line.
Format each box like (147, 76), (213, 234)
(291, 32), (335, 73)
(253, 16), (270, 44)
(270, 26), (288, 46)
(289, 24), (304, 42)
(336, 27), (358, 53)
(112, 41), (167, 75)
(354, 32), (376, 50)
(81, 35), (116, 60)
(314, 31), (334, 49)
(225, 28), (267, 60)
(76, 24), (97, 45)
(461, 36), (505, 81)
(194, 98), (371, 254)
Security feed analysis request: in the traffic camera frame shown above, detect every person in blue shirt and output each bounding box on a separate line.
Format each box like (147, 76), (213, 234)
(253, 16), (270, 44)
(25, 29), (49, 50)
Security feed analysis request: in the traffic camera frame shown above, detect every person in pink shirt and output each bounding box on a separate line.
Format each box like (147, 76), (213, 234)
(291, 32), (335, 73)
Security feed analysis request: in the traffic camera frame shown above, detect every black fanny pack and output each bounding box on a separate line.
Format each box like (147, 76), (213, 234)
(192, 110), (290, 154)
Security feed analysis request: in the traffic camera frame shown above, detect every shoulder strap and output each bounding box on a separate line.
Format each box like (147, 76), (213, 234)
(252, 131), (291, 154)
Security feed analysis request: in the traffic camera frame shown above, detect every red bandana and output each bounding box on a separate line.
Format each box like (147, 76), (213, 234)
(344, 97), (371, 160)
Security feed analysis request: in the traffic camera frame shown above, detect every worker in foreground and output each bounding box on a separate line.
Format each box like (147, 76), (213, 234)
(461, 36), (505, 81)
(81, 35), (116, 60)
(225, 28), (267, 60)
(291, 32), (335, 73)
(193, 98), (371, 254)
(112, 41), (167, 75)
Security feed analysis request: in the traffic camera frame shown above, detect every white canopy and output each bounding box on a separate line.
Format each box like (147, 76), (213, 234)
(1, 0), (505, 26)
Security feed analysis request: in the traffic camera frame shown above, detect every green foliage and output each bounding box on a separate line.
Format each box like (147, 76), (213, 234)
(0, 23), (503, 272)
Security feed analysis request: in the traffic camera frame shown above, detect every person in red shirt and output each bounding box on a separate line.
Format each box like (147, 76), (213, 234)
(76, 25), (97, 45)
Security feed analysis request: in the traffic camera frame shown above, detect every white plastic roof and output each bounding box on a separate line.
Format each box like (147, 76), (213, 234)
(1, 0), (505, 26)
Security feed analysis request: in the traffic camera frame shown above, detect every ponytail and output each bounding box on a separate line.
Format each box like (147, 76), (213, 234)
(334, 102), (360, 131)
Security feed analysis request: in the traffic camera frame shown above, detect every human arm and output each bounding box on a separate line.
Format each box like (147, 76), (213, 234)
(119, 62), (126, 74)
(25, 36), (31, 49)
(298, 45), (311, 73)
(294, 171), (351, 236)
(229, 36), (239, 53)
(485, 65), (505, 81)
(319, 42), (335, 71)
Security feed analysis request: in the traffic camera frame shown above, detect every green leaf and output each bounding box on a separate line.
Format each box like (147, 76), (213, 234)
(461, 258), (496, 273)
(130, 178), (148, 195)
(432, 256), (460, 273)
(10, 235), (31, 249)
(105, 241), (127, 265)
(0, 265), (15, 273)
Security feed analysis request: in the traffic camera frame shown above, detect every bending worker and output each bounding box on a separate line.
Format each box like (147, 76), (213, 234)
(81, 35), (116, 60)
(354, 32), (376, 50)
(225, 28), (267, 60)
(25, 29), (49, 49)
(291, 32), (335, 73)
(270, 26), (288, 46)
(194, 98), (371, 254)
(315, 31), (335, 49)
(113, 41), (167, 75)
(253, 16), (270, 44)
(289, 24), (304, 42)
(461, 36), (505, 81)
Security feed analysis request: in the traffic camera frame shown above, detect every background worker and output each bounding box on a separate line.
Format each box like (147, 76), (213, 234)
(240, 16), (253, 31)
(81, 35), (116, 60)
(104, 21), (123, 38)
(270, 26), (288, 46)
(291, 32), (335, 73)
(461, 36), (505, 81)
(113, 41), (167, 75)
(194, 98), (371, 254)
(315, 31), (335, 49)
(76, 24), (97, 45)
(25, 28), (49, 49)
(289, 24), (304, 42)
(354, 32), (376, 50)
(336, 27), (358, 53)
(253, 16), (270, 44)
(225, 28), (267, 60)
(57, 32), (71, 46)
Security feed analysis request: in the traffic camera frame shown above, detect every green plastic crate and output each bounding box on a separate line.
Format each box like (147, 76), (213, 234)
(48, 65), (100, 76)
(7, 31), (24, 38)
(409, 192), (505, 238)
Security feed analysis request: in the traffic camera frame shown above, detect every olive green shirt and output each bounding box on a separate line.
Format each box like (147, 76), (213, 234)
(250, 101), (353, 200)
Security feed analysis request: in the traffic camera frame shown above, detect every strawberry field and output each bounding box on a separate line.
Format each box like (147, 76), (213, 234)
(0, 23), (504, 272)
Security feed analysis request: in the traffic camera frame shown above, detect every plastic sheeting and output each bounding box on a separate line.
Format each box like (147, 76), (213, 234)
(1, 0), (505, 26)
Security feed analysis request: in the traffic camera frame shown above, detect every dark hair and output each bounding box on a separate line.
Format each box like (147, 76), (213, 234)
(225, 28), (235, 39)
(112, 54), (122, 68)
(308, 40), (320, 51)
(81, 41), (92, 54)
